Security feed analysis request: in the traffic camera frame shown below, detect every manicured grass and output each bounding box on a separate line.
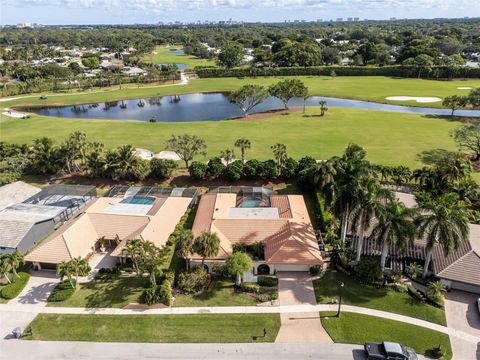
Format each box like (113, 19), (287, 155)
(0, 107), (461, 171)
(173, 280), (257, 307)
(47, 275), (149, 308)
(141, 45), (217, 69)
(25, 313), (281, 343)
(3, 76), (480, 109)
(313, 269), (447, 325)
(321, 311), (452, 359)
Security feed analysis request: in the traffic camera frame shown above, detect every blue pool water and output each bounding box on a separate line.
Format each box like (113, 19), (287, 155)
(241, 199), (262, 208)
(121, 196), (156, 205)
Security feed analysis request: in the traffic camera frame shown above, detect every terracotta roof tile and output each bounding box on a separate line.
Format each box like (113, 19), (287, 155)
(270, 195), (292, 218)
(192, 194), (216, 237)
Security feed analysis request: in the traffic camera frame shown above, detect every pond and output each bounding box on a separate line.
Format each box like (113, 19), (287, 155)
(169, 48), (185, 55)
(156, 63), (189, 70)
(25, 93), (480, 122)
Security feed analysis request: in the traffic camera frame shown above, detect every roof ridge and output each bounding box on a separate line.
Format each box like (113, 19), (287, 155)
(263, 222), (293, 262)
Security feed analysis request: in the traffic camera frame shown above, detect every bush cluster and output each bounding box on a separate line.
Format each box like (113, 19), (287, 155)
(47, 280), (76, 302)
(178, 267), (209, 294)
(195, 65), (480, 79)
(309, 265), (321, 276)
(257, 276), (278, 287)
(0, 272), (30, 300)
(354, 257), (383, 283)
(240, 282), (260, 293)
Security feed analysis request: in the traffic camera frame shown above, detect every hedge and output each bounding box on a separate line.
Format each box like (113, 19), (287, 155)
(241, 282), (260, 293)
(195, 65), (480, 79)
(47, 280), (76, 302)
(257, 276), (278, 287)
(0, 272), (30, 299)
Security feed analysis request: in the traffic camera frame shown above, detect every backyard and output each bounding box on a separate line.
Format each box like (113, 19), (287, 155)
(313, 269), (447, 325)
(24, 313), (281, 343)
(321, 312), (452, 359)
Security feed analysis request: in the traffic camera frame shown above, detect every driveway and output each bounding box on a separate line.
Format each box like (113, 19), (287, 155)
(444, 290), (480, 360)
(1, 271), (58, 339)
(275, 272), (332, 343)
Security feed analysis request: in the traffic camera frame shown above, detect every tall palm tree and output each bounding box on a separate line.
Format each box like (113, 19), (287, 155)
(56, 260), (75, 288)
(0, 255), (12, 284)
(193, 232), (220, 267)
(349, 178), (393, 262)
(271, 143), (288, 176)
(176, 229), (194, 258)
(234, 138), (251, 163)
(416, 193), (469, 278)
(371, 199), (417, 271)
(123, 239), (145, 276)
(5, 251), (24, 279)
(69, 257), (91, 288)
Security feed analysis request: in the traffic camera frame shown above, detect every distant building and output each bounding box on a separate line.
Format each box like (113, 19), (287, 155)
(336, 18), (343, 22)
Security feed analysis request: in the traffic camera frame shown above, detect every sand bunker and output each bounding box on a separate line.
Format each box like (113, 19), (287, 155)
(155, 151), (181, 161)
(385, 96), (441, 103)
(1, 111), (30, 118)
(457, 87), (473, 90)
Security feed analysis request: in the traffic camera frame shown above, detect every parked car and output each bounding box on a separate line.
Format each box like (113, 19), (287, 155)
(364, 341), (418, 360)
(476, 298), (480, 315)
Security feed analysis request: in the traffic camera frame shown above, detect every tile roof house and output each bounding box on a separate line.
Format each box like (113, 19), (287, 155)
(190, 189), (322, 274)
(25, 189), (195, 269)
(350, 191), (480, 294)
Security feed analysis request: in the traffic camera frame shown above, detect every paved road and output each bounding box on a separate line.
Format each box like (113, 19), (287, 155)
(444, 291), (480, 360)
(0, 341), (371, 360)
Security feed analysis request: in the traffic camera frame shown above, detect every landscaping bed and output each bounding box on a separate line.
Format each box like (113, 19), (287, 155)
(313, 269), (447, 326)
(0, 272), (30, 300)
(24, 313), (281, 343)
(321, 311), (452, 359)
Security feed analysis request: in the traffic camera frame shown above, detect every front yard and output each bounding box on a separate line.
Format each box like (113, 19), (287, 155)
(47, 275), (149, 308)
(24, 313), (281, 343)
(313, 269), (447, 326)
(321, 311), (452, 359)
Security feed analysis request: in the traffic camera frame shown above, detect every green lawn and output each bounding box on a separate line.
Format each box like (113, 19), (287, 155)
(313, 270), (446, 325)
(141, 45), (216, 69)
(321, 311), (452, 359)
(0, 107), (462, 171)
(47, 275), (149, 308)
(2, 76), (479, 109)
(25, 313), (280, 343)
(173, 280), (257, 307)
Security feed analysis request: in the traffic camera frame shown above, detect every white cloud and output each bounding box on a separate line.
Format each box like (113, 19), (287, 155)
(3, 0), (474, 14)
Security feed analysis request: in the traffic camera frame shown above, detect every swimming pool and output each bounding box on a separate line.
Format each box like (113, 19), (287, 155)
(241, 198), (262, 208)
(120, 196), (156, 205)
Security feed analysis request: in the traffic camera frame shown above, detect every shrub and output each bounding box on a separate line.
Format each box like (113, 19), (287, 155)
(355, 257), (383, 283)
(142, 286), (159, 305)
(150, 158), (178, 179)
(0, 272), (30, 300)
(281, 157), (298, 179)
(258, 294), (270, 302)
(159, 280), (173, 306)
(223, 160), (244, 181)
(163, 271), (175, 286)
(240, 282), (260, 293)
(188, 161), (208, 180)
(206, 157), (226, 177)
(309, 265), (321, 276)
(47, 280), (76, 302)
(210, 263), (230, 278)
(0, 170), (21, 186)
(243, 159), (262, 179)
(407, 285), (424, 301)
(257, 276), (278, 287)
(260, 160), (277, 179)
(407, 262), (423, 280)
(178, 267), (209, 294)
(296, 156), (316, 175)
(389, 282), (408, 293)
(427, 345), (444, 359)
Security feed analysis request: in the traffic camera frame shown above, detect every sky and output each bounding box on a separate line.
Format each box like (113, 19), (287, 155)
(1, 0), (478, 25)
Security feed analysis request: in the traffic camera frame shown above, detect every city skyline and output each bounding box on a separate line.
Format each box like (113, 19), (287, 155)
(2, 0), (479, 25)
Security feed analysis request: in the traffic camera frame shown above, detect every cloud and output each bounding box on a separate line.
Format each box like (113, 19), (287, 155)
(3, 0), (474, 14)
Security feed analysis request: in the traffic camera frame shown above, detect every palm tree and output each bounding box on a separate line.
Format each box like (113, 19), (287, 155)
(416, 193), (469, 278)
(193, 232), (220, 267)
(56, 260), (75, 288)
(5, 251), (24, 279)
(319, 100), (328, 116)
(371, 199), (417, 271)
(176, 229), (194, 259)
(234, 138), (251, 163)
(123, 239), (145, 276)
(427, 281), (447, 299)
(271, 143), (288, 176)
(69, 257), (91, 288)
(220, 149), (236, 165)
(0, 255), (12, 284)
(349, 178), (393, 262)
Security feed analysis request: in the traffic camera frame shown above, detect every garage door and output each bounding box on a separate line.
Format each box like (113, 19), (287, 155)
(274, 264), (310, 272)
(451, 281), (480, 294)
